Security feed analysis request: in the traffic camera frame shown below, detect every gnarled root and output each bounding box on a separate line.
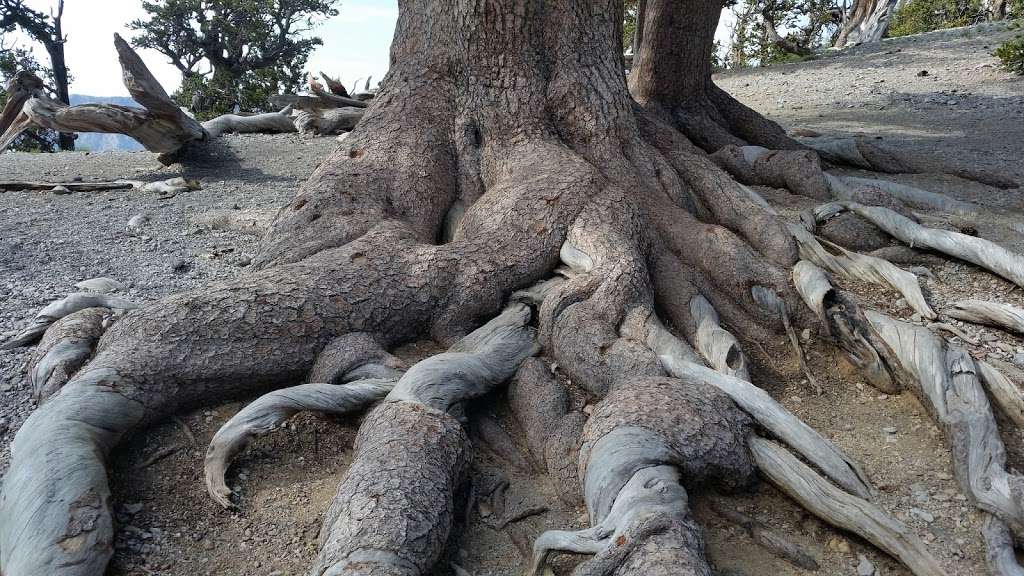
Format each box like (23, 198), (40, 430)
(710, 145), (831, 201)
(946, 300), (1024, 335)
(529, 378), (755, 576)
(28, 307), (109, 402)
(294, 107), (365, 136)
(1, 292), (136, 350)
(794, 261), (1024, 559)
(201, 107), (297, 138)
(309, 303), (538, 575)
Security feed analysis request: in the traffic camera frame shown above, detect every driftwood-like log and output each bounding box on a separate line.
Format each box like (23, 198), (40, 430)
(0, 35), (206, 162)
(977, 360), (1024, 430)
(750, 437), (946, 576)
(0, 181), (134, 192)
(293, 106), (364, 136)
(201, 107), (297, 138)
(817, 201), (1024, 288)
(790, 224), (936, 319)
(946, 300), (1024, 335)
(982, 514), (1024, 576)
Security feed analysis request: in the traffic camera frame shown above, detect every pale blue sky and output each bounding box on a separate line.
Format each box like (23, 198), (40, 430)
(14, 0), (398, 96)
(11, 1), (731, 97)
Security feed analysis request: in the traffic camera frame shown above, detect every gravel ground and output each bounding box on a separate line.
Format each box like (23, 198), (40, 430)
(1, 22), (1024, 576)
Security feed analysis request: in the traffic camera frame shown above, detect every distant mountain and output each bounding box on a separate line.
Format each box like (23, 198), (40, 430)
(68, 94), (145, 152)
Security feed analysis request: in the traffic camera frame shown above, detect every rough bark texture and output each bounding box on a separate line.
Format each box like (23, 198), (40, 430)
(0, 0), (998, 575)
(836, 0), (900, 48)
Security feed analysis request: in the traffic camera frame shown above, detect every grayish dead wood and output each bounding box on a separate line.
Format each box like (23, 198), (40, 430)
(690, 295), (751, 381)
(826, 174), (979, 216)
(817, 201), (1024, 288)
(750, 437), (946, 576)
(201, 107), (297, 138)
(28, 307), (109, 403)
(790, 224), (936, 319)
(978, 360), (1024, 429)
(946, 300), (1024, 335)
(1, 292), (137, 350)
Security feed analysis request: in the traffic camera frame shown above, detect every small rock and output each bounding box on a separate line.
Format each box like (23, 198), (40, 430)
(127, 214), (150, 229)
(1011, 353), (1024, 367)
(910, 313), (922, 322)
(883, 426), (897, 434)
(916, 70), (929, 77)
(168, 258), (189, 273)
(857, 554), (876, 576)
(910, 507), (935, 523)
(75, 277), (123, 293)
(51, 185), (71, 195)
(828, 536), (851, 554)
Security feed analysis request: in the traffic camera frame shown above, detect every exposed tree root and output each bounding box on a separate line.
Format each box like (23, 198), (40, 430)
(978, 360), (1024, 430)
(28, 306), (109, 403)
(1, 292), (136, 350)
(815, 201), (1024, 288)
(946, 300), (1024, 335)
(309, 303), (537, 575)
(794, 262), (1024, 569)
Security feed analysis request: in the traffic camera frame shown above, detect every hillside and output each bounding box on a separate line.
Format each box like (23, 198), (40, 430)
(1, 23), (1023, 576)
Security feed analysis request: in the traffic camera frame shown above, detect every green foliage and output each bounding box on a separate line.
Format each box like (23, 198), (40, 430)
(995, 33), (1024, 73)
(889, 0), (986, 37)
(130, 0), (339, 115)
(0, 32), (58, 152)
(726, 0), (839, 68)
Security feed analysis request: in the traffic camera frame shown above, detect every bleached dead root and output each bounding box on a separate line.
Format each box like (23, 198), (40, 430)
(815, 201), (1024, 288)
(28, 307), (109, 403)
(945, 300), (1024, 335)
(1, 292), (137, 350)
(793, 261), (1024, 562)
(750, 437), (947, 576)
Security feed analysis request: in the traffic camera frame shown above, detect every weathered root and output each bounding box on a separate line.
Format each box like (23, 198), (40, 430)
(750, 437), (947, 576)
(710, 145), (831, 201)
(945, 300), (1024, 335)
(794, 261), (1024, 543)
(307, 332), (407, 383)
(644, 316), (873, 498)
(709, 501), (819, 571)
(827, 174), (980, 216)
(977, 360), (1024, 429)
(816, 201), (1024, 288)
(191, 208), (277, 235)
(204, 379), (396, 509)
(689, 295), (750, 381)
(799, 135), (1018, 189)
(294, 106), (365, 135)
(529, 378), (755, 576)
(28, 307), (109, 403)
(790, 224), (936, 319)
(201, 107), (298, 138)
(310, 303), (538, 575)
(1, 292), (136, 350)
(982, 515), (1024, 576)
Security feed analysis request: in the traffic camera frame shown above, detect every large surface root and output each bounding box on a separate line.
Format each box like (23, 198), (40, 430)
(28, 307), (109, 402)
(310, 303), (537, 575)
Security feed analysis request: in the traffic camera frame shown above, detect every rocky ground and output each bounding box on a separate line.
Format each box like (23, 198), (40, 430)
(2, 22), (1024, 576)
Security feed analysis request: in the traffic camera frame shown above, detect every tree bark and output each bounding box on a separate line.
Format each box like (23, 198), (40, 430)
(46, 0), (73, 151)
(835, 0), (900, 48)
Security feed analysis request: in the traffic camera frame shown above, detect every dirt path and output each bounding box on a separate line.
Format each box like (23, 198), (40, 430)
(1, 23), (1023, 576)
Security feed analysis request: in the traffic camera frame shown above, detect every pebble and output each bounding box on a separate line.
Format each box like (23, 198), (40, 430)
(127, 214), (150, 230)
(883, 426), (897, 434)
(910, 507), (935, 523)
(1012, 353), (1024, 367)
(51, 185), (71, 195)
(828, 536), (851, 554)
(75, 277), (123, 293)
(857, 554), (876, 576)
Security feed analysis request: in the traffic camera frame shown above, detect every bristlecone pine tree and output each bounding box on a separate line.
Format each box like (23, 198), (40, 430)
(2, 1), (1023, 575)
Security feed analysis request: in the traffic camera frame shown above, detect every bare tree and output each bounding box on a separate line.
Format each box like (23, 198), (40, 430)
(0, 0), (72, 150)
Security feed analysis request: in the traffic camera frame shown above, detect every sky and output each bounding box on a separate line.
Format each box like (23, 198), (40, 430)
(9, 1), (731, 98)
(11, 0), (398, 96)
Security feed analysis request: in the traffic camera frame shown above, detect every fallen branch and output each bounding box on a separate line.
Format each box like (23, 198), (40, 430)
(945, 300), (1024, 335)
(710, 500), (820, 571)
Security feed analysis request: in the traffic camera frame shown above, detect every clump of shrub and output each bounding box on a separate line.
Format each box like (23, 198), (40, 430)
(995, 34), (1024, 74)
(889, 0), (986, 37)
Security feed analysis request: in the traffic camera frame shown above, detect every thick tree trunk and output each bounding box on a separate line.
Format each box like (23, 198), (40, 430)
(629, 0), (804, 153)
(45, 0), (74, 151)
(0, 0), (1003, 575)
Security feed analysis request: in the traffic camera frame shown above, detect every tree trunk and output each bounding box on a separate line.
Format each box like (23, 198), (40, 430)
(835, 0), (900, 48)
(46, 0), (73, 151)
(629, 0), (804, 153)
(0, 1), (1004, 575)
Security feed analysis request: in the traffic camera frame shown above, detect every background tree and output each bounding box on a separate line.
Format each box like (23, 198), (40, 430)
(0, 0), (72, 150)
(727, 0), (841, 65)
(130, 0), (339, 118)
(0, 30), (59, 151)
